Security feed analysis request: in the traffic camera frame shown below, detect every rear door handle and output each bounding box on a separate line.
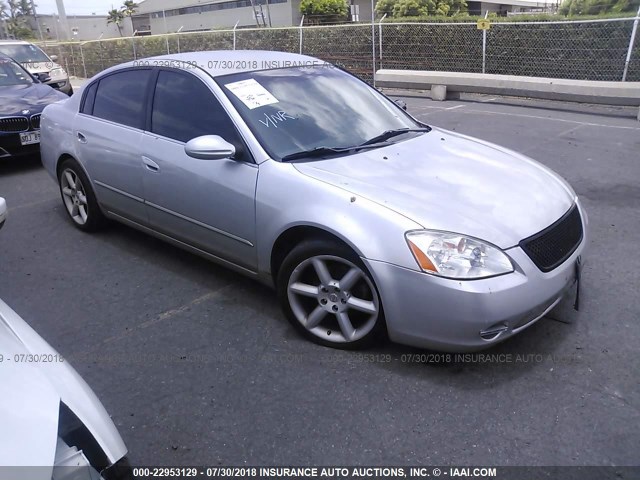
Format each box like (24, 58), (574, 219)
(77, 132), (87, 144)
(142, 156), (160, 173)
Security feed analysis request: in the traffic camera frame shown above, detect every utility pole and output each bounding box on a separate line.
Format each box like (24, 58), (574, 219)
(30, 0), (44, 41)
(265, 0), (272, 27)
(55, 0), (70, 40)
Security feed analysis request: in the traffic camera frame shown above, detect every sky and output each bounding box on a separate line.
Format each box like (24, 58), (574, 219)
(34, 0), (143, 16)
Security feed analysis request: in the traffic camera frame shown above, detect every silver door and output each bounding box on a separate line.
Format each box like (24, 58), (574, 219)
(75, 69), (152, 224)
(140, 69), (258, 270)
(75, 116), (146, 223)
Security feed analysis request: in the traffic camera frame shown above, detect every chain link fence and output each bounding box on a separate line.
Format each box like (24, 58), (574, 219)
(485, 19), (635, 80)
(379, 23), (482, 73)
(38, 16), (640, 85)
(630, 20), (640, 80)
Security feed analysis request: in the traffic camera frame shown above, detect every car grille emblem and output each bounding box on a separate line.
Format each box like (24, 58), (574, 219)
(22, 109), (30, 115)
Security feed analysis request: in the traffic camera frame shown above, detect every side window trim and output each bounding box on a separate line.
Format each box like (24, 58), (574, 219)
(80, 80), (98, 115)
(144, 68), (161, 133)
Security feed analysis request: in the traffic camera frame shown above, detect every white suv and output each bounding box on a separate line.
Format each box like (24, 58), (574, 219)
(0, 40), (72, 95)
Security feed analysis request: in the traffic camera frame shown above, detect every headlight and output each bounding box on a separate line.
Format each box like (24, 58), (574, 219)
(50, 67), (65, 77)
(405, 230), (513, 279)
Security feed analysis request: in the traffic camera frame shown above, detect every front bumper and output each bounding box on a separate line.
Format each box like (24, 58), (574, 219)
(0, 132), (40, 158)
(365, 202), (588, 352)
(48, 78), (72, 95)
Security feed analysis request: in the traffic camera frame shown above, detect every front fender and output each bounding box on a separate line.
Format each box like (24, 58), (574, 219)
(256, 160), (422, 276)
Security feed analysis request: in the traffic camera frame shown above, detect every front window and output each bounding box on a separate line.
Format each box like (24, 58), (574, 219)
(216, 66), (424, 160)
(0, 58), (33, 86)
(0, 44), (50, 64)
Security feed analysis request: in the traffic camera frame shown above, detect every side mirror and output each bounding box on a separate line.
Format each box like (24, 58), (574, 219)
(50, 54), (58, 62)
(0, 197), (7, 231)
(185, 135), (236, 160)
(36, 72), (51, 83)
(395, 99), (407, 111)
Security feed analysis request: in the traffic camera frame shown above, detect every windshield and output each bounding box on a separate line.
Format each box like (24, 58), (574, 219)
(0, 44), (50, 64)
(0, 58), (34, 86)
(216, 66), (424, 160)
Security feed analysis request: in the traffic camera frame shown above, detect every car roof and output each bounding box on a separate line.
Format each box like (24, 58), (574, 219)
(118, 50), (327, 78)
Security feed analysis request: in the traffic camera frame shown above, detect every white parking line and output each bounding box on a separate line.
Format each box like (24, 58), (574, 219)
(8, 198), (55, 212)
(409, 105), (451, 111)
(556, 124), (585, 137)
(465, 109), (640, 131)
(98, 283), (236, 346)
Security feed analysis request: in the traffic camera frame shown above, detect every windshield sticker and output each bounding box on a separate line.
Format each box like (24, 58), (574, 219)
(259, 111), (296, 128)
(225, 78), (279, 110)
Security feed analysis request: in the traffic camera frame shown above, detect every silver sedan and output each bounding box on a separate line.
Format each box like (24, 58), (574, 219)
(40, 51), (587, 351)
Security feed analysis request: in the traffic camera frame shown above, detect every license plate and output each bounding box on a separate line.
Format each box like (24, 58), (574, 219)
(20, 131), (40, 146)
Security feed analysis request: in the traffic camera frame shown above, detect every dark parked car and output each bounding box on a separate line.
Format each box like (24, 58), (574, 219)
(0, 53), (67, 160)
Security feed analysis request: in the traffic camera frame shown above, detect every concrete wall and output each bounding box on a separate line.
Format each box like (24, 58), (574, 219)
(467, 1), (522, 15)
(145, 2), (297, 32)
(352, 0), (373, 22)
(30, 15), (133, 41)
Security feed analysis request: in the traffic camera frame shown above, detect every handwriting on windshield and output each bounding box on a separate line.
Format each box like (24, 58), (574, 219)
(259, 111), (296, 128)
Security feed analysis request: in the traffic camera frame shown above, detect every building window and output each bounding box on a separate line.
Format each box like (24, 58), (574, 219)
(149, 0), (286, 18)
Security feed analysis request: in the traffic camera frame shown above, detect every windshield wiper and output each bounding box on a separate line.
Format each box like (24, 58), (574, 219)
(281, 146), (355, 162)
(281, 141), (402, 161)
(359, 127), (431, 147)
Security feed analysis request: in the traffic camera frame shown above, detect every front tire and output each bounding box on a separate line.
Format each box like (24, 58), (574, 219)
(58, 159), (105, 232)
(277, 239), (386, 349)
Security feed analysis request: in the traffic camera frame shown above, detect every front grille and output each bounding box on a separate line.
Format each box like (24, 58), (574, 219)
(0, 116), (29, 133)
(520, 204), (583, 272)
(30, 114), (41, 130)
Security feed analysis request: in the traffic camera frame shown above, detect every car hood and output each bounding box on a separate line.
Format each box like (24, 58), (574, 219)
(294, 127), (575, 248)
(0, 83), (67, 116)
(0, 298), (127, 471)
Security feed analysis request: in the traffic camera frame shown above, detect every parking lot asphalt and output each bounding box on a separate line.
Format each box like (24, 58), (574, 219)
(1, 94), (639, 468)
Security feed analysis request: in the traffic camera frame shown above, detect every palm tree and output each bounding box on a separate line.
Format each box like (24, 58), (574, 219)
(106, 8), (124, 36)
(121, 0), (138, 17)
(1, 0), (35, 38)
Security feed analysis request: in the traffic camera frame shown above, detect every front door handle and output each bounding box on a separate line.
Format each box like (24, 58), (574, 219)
(77, 132), (87, 144)
(142, 156), (160, 173)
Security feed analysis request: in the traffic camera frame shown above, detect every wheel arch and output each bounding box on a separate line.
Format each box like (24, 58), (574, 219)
(56, 154), (107, 219)
(56, 154), (96, 192)
(270, 225), (365, 284)
(56, 153), (77, 179)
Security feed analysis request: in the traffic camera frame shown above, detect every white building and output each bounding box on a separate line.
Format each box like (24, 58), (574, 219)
(28, 14), (133, 41)
(131, 0), (305, 33)
(467, 0), (557, 15)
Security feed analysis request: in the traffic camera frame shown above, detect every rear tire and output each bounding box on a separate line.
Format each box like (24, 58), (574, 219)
(277, 239), (386, 349)
(58, 159), (105, 232)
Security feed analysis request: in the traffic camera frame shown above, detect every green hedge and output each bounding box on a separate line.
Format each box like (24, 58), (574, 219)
(39, 17), (640, 83)
(384, 11), (639, 22)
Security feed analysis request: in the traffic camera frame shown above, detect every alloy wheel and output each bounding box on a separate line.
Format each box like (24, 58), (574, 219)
(287, 255), (380, 344)
(60, 168), (89, 226)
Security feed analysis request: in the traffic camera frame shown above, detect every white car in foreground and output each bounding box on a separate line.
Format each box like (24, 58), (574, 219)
(0, 197), (5, 228)
(0, 198), (131, 479)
